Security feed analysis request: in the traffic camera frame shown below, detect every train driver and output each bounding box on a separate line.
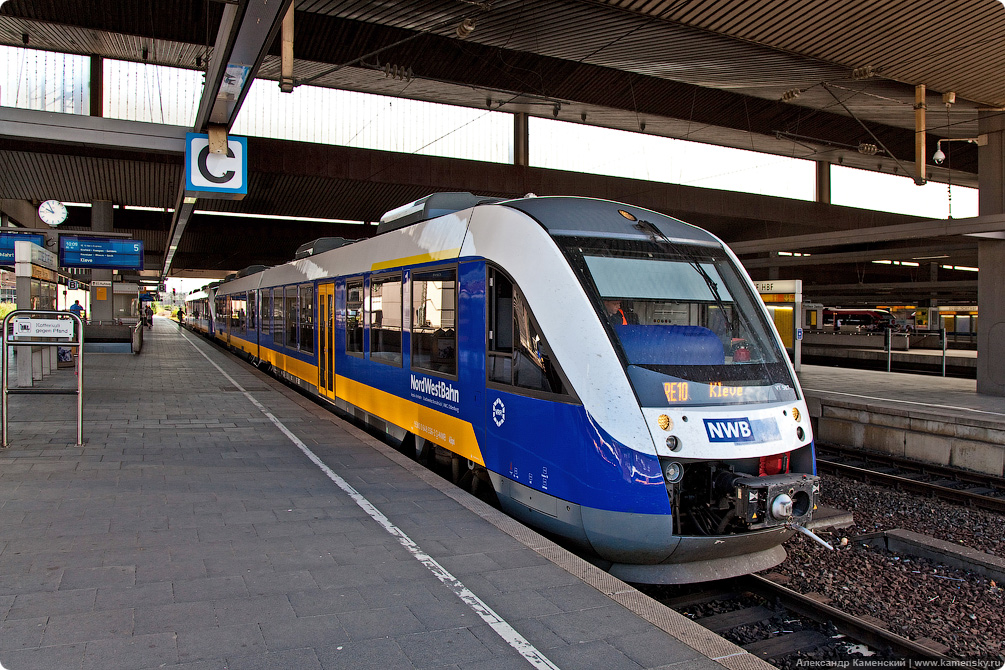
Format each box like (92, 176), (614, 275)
(603, 298), (639, 326)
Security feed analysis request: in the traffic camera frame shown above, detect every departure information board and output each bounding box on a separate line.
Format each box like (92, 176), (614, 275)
(59, 236), (144, 270)
(0, 232), (46, 263)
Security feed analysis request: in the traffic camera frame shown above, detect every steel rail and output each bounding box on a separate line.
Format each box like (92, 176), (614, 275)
(818, 444), (1005, 489)
(738, 574), (951, 661)
(818, 459), (1005, 514)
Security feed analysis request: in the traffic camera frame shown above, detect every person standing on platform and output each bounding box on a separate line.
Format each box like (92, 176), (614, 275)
(68, 300), (86, 323)
(144, 304), (154, 329)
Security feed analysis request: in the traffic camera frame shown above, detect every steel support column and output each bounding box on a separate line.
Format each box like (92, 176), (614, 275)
(90, 201), (114, 323)
(815, 161), (830, 204)
(514, 112), (529, 168)
(977, 110), (1005, 395)
(90, 55), (103, 118)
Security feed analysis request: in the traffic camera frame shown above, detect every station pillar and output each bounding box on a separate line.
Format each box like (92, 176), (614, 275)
(977, 111), (1005, 396)
(89, 200), (115, 323)
(513, 113), (529, 168)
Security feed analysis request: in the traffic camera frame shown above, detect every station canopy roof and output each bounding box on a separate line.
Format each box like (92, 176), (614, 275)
(0, 0), (1001, 301)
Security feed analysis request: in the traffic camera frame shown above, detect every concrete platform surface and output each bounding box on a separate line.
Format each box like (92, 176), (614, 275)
(0, 318), (771, 670)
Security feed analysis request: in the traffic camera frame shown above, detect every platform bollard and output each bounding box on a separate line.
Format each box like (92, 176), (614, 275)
(941, 327), (947, 377)
(885, 327), (892, 373)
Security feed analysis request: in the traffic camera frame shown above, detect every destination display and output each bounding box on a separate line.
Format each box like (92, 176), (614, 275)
(0, 232), (46, 263)
(59, 236), (144, 270)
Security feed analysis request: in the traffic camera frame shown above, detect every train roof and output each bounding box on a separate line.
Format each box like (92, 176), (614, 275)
(499, 196), (720, 247)
(377, 192), (503, 234)
(215, 194), (727, 293)
(378, 193), (722, 248)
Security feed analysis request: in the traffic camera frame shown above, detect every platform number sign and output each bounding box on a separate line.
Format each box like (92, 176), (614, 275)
(185, 132), (248, 198)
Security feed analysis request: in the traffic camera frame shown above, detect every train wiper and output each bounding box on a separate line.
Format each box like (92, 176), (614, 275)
(633, 219), (670, 243)
(689, 261), (735, 338)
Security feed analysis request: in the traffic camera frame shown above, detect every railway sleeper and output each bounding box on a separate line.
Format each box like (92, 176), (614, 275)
(743, 629), (832, 661)
(696, 604), (774, 633)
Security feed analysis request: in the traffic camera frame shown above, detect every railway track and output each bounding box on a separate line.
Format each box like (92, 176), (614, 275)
(649, 574), (951, 666)
(816, 444), (1005, 514)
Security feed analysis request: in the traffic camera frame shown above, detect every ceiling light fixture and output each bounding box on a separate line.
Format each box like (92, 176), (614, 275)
(455, 18), (476, 38)
(851, 65), (876, 80)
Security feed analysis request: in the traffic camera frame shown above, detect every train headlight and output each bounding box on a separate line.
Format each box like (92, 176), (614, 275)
(664, 461), (684, 484)
(771, 493), (793, 519)
(657, 414), (672, 431)
(796, 426), (805, 441)
(791, 407), (801, 422)
(665, 435), (682, 452)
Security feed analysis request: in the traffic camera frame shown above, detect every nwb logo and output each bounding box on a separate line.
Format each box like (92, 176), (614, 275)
(704, 418), (756, 442)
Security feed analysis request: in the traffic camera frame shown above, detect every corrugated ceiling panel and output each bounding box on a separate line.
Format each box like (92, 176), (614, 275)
(595, 0), (1005, 105)
(0, 150), (180, 206)
(0, 18), (209, 69)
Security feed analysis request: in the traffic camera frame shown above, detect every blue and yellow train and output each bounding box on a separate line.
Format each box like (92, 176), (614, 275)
(187, 193), (820, 583)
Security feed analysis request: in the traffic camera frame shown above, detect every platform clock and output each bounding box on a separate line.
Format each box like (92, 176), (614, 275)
(38, 199), (68, 226)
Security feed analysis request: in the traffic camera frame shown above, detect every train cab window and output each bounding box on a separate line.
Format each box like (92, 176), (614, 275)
(412, 268), (456, 376)
(284, 286), (298, 350)
(561, 239), (798, 407)
(299, 285), (314, 353)
(487, 268), (570, 396)
(346, 279), (363, 356)
(370, 274), (403, 366)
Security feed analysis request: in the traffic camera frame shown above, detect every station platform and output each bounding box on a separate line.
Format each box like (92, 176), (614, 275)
(802, 344), (976, 376)
(798, 364), (1005, 477)
(0, 318), (771, 670)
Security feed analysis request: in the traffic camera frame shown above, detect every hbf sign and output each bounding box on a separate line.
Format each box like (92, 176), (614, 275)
(185, 132), (248, 200)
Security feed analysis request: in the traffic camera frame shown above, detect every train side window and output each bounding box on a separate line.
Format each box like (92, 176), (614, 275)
(248, 291), (257, 331)
(261, 290), (272, 337)
(346, 278), (364, 356)
(488, 268), (570, 397)
(285, 285), (298, 349)
(275, 288), (286, 346)
(370, 274), (403, 366)
(232, 293), (247, 335)
(299, 284), (314, 353)
(275, 288), (285, 347)
(216, 296), (228, 333)
(412, 267), (456, 376)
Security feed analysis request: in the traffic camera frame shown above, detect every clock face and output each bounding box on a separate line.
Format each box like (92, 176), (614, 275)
(38, 199), (68, 226)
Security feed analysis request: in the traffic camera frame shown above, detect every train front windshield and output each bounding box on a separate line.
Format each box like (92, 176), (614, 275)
(562, 237), (798, 407)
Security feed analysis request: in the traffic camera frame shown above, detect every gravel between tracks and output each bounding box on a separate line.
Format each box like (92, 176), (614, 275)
(767, 473), (1005, 660)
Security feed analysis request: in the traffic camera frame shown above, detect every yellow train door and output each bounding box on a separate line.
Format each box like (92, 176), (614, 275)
(318, 282), (336, 400)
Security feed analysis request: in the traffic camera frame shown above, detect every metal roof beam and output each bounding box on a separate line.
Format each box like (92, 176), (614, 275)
(808, 280), (977, 292)
(0, 108), (186, 154)
(740, 243), (976, 269)
(729, 214), (1005, 255)
(165, 0), (292, 278)
(194, 0), (293, 132)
